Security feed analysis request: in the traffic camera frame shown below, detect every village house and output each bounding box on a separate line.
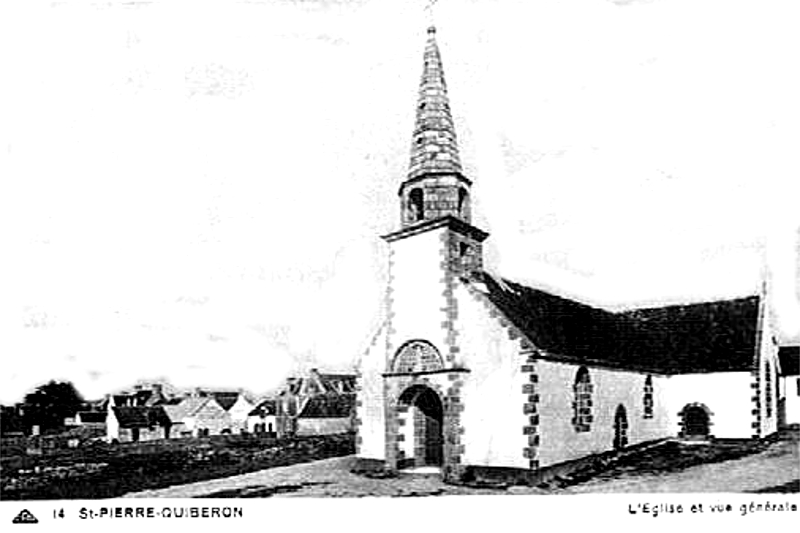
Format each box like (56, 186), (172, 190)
(296, 394), (356, 436)
(74, 411), (107, 428)
(209, 391), (255, 434)
(353, 26), (783, 484)
(104, 383), (169, 409)
(106, 406), (171, 443)
(276, 369), (356, 436)
(161, 396), (231, 437)
(247, 399), (278, 434)
(778, 346), (800, 427)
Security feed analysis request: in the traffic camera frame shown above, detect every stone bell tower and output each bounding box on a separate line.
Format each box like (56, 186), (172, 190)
(359, 26), (489, 479)
(389, 26), (487, 279)
(354, 24), (492, 481)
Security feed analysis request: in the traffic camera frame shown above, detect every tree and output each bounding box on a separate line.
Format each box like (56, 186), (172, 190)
(23, 380), (85, 433)
(0, 405), (26, 435)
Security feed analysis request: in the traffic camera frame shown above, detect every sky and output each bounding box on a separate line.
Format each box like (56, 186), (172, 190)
(0, 0), (798, 404)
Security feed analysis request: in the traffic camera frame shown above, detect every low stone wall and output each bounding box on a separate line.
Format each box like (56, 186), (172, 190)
(2, 433), (355, 500)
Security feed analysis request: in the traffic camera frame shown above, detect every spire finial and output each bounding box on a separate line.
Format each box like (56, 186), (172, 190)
(424, 0), (438, 29)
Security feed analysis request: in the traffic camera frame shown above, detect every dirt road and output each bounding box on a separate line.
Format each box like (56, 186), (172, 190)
(126, 437), (798, 498)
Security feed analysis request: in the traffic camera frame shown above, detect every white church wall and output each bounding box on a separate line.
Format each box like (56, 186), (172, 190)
(387, 227), (451, 359)
(536, 361), (671, 468)
(662, 372), (753, 438)
(355, 324), (387, 460)
(454, 283), (529, 469)
(781, 376), (800, 425)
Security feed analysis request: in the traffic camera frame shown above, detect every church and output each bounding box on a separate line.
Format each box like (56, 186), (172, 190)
(353, 26), (782, 484)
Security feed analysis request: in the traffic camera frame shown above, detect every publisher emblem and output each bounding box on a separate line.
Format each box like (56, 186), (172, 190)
(12, 509), (38, 525)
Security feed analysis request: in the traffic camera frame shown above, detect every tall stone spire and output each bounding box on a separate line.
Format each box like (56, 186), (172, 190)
(386, 24), (488, 280)
(407, 26), (463, 180)
(399, 26), (472, 229)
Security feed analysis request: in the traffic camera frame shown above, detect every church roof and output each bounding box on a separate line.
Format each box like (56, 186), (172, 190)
(406, 26), (463, 181)
(779, 346), (800, 376)
(471, 272), (761, 375)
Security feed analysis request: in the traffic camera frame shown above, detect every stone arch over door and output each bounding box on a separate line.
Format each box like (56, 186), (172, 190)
(392, 340), (444, 374)
(678, 403), (713, 440)
(613, 404), (628, 450)
(397, 384), (444, 468)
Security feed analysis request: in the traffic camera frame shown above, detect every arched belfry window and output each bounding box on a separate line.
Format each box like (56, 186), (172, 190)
(572, 366), (593, 432)
(457, 188), (468, 218)
(643, 375), (654, 419)
(392, 340), (443, 374)
(408, 188), (424, 222)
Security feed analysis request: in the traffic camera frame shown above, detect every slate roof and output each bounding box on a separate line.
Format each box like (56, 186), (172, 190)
(112, 407), (171, 429)
(471, 272), (761, 375)
(318, 374), (356, 394)
(248, 399), (277, 417)
(112, 394), (133, 407)
(161, 397), (217, 423)
(779, 346), (800, 376)
(298, 394), (355, 419)
(211, 392), (240, 411)
(281, 371), (356, 397)
(77, 411), (106, 424)
(110, 390), (163, 407)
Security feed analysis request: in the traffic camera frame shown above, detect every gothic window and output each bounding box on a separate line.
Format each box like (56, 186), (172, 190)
(393, 340), (443, 374)
(643, 375), (654, 419)
(765, 361), (773, 418)
(408, 188), (424, 222)
(572, 366), (593, 432)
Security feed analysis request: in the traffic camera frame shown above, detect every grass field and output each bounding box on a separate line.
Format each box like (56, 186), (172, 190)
(1, 433), (354, 500)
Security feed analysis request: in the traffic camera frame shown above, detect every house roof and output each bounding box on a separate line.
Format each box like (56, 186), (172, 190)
(298, 393), (355, 419)
(161, 397), (216, 422)
(471, 272), (761, 375)
(211, 392), (240, 411)
(112, 407), (170, 429)
(281, 371), (356, 397)
(248, 399), (277, 417)
(77, 411), (106, 424)
(111, 390), (163, 407)
(112, 394), (132, 406)
(317, 374), (356, 393)
(779, 346), (800, 376)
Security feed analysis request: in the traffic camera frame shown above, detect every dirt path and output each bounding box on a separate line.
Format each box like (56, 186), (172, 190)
(125, 438), (799, 498)
(124, 456), (505, 498)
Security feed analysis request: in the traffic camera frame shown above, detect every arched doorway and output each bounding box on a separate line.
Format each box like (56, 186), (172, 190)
(613, 404), (628, 450)
(679, 403), (711, 440)
(398, 385), (444, 467)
